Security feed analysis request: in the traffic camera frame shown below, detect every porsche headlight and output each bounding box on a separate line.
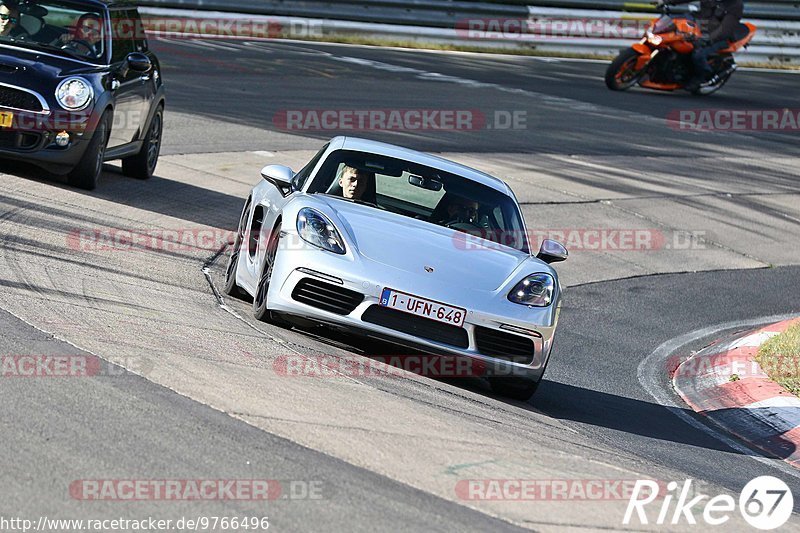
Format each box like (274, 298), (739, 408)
(56, 77), (94, 111)
(508, 273), (554, 307)
(296, 208), (346, 254)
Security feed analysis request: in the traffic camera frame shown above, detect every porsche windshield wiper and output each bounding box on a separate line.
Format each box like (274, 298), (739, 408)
(317, 193), (380, 209)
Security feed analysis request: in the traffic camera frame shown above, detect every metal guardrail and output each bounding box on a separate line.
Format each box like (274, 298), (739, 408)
(138, 1), (800, 64)
(138, 0), (800, 22)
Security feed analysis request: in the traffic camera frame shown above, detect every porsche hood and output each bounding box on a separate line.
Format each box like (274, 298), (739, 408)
(321, 197), (533, 292)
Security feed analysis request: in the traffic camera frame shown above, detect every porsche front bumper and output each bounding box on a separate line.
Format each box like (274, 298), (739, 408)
(264, 241), (560, 383)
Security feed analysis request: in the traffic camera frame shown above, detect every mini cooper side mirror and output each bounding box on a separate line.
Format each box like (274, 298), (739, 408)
(261, 165), (294, 196)
(126, 52), (152, 73)
(537, 239), (568, 264)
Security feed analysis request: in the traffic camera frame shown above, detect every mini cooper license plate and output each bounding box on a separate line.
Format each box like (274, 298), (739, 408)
(380, 288), (466, 327)
(0, 111), (13, 128)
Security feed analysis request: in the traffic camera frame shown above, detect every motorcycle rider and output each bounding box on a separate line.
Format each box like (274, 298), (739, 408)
(657, 0), (744, 90)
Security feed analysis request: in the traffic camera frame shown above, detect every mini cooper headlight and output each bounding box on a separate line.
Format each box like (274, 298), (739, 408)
(508, 273), (554, 307)
(296, 208), (346, 255)
(56, 77), (94, 111)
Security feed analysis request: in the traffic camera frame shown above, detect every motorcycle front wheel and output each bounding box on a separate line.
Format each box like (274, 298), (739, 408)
(605, 48), (645, 91)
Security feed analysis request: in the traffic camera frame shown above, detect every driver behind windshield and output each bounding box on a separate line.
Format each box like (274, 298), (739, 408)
(0, 0), (27, 39)
(338, 165), (370, 200)
(54, 12), (102, 58)
(438, 194), (481, 226)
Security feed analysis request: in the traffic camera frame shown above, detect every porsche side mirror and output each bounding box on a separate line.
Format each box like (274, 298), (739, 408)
(261, 165), (294, 196)
(537, 239), (568, 263)
(126, 52), (152, 73)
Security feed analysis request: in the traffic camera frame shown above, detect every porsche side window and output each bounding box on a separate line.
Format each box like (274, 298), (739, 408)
(293, 143), (329, 190)
(492, 206), (505, 228)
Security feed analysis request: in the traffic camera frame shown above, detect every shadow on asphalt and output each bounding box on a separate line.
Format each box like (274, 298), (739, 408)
(0, 160), (243, 229)
(272, 320), (754, 458)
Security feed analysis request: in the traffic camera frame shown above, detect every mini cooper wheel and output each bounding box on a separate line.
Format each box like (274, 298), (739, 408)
(253, 222), (289, 326)
(67, 110), (110, 190)
(122, 105), (163, 180)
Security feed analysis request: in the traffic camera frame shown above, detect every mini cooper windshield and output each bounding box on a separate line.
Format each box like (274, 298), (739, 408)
(308, 150), (530, 253)
(0, 0), (106, 62)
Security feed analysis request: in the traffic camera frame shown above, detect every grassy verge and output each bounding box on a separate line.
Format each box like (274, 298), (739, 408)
(755, 323), (800, 396)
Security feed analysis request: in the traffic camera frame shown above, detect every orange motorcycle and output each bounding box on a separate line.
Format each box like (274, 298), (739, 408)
(605, 5), (756, 95)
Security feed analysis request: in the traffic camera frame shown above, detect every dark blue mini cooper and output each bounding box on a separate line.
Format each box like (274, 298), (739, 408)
(0, 0), (165, 189)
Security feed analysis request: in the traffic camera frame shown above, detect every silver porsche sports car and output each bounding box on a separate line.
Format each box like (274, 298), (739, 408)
(225, 137), (567, 400)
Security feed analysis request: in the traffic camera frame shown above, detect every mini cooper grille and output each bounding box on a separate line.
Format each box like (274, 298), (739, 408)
(474, 326), (535, 364)
(0, 87), (44, 112)
(361, 305), (469, 349)
(291, 278), (364, 315)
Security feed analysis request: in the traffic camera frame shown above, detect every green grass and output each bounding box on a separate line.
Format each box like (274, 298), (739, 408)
(756, 323), (800, 396)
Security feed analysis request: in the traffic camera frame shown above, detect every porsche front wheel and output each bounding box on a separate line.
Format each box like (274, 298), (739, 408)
(224, 199), (251, 298)
(253, 222), (289, 326)
(489, 377), (540, 401)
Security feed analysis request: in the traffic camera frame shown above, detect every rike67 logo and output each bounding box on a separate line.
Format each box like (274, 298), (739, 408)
(624, 476), (793, 530)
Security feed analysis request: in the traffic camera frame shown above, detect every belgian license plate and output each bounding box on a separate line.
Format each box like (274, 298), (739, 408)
(0, 111), (13, 128)
(380, 288), (466, 327)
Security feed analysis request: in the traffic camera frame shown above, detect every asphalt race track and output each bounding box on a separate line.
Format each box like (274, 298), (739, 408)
(2, 37), (800, 531)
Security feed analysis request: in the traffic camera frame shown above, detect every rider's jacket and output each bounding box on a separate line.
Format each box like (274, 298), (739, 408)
(672, 0), (744, 41)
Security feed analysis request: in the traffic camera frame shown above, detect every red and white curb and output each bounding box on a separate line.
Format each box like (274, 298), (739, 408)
(673, 318), (800, 468)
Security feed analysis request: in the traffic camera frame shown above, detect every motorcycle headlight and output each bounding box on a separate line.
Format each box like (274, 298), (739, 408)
(296, 208), (346, 255)
(646, 30), (663, 45)
(56, 77), (94, 111)
(508, 273), (554, 307)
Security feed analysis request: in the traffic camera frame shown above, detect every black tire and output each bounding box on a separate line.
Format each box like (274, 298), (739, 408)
(224, 249), (244, 298)
(67, 110), (110, 190)
(224, 199), (251, 298)
(605, 48), (644, 91)
(122, 105), (163, 180)
(690, 71), (733, 96)
(253, 222), (289, 326)
(489, 376), (540, 401)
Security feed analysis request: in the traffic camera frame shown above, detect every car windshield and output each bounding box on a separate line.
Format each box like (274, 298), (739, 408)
(307, 149), (530, 253)
(0, 0), (106, 62)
